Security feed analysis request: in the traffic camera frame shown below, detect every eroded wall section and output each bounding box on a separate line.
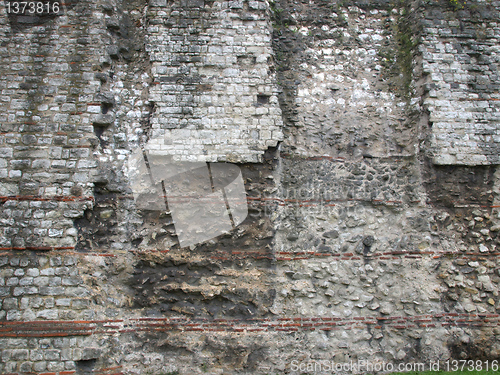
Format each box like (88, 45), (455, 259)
(1, 0), (500, 374)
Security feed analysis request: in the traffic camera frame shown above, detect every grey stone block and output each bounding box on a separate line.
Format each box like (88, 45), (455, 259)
(82, 348), (102, 361)
(11, 349), (29, 361)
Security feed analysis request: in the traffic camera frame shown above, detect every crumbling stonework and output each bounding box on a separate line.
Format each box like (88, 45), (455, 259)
(422, 1), (500, 165)
(145, 0), (283, 163)
(2, 0), (500, 374)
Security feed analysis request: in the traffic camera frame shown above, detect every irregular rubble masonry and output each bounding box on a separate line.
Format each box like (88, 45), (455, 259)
(1, 0), (500, 374)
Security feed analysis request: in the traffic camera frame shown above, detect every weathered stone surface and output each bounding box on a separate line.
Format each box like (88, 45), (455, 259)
(1, 0), (500, 374)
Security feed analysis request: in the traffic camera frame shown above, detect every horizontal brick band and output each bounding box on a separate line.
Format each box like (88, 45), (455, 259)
(0, 247), (75, 252)
(1, 313), (498, 339)
(0, 196), (94, 203)
(0, 320), (95, 337)
(2, 369), (123, 375)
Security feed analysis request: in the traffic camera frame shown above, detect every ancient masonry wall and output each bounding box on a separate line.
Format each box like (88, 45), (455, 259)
(1, 0), (500, 374)
(146, 0), (283, 162)
(423, 1), (500, 165)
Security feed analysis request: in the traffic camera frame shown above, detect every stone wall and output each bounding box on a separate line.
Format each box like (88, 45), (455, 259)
(1, 0), (500, 374)
(422, 0), (500, 165)
(146, 0), (283, 163)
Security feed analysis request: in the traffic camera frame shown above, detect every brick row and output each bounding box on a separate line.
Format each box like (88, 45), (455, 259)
(0, 320), (95, 337)
(2, 313), (499, 338)
(0, 196), (94, 203)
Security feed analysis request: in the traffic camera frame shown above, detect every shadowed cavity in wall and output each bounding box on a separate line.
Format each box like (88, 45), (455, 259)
(423, 160), (498, 243)
(423, 160), (497, 209)
(75, 359), (96, 375)
(127, 156), (279, 319)
(73, 177), (131, 251)
(448, 337), (499, 362)
(129, 253), (276, 318)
